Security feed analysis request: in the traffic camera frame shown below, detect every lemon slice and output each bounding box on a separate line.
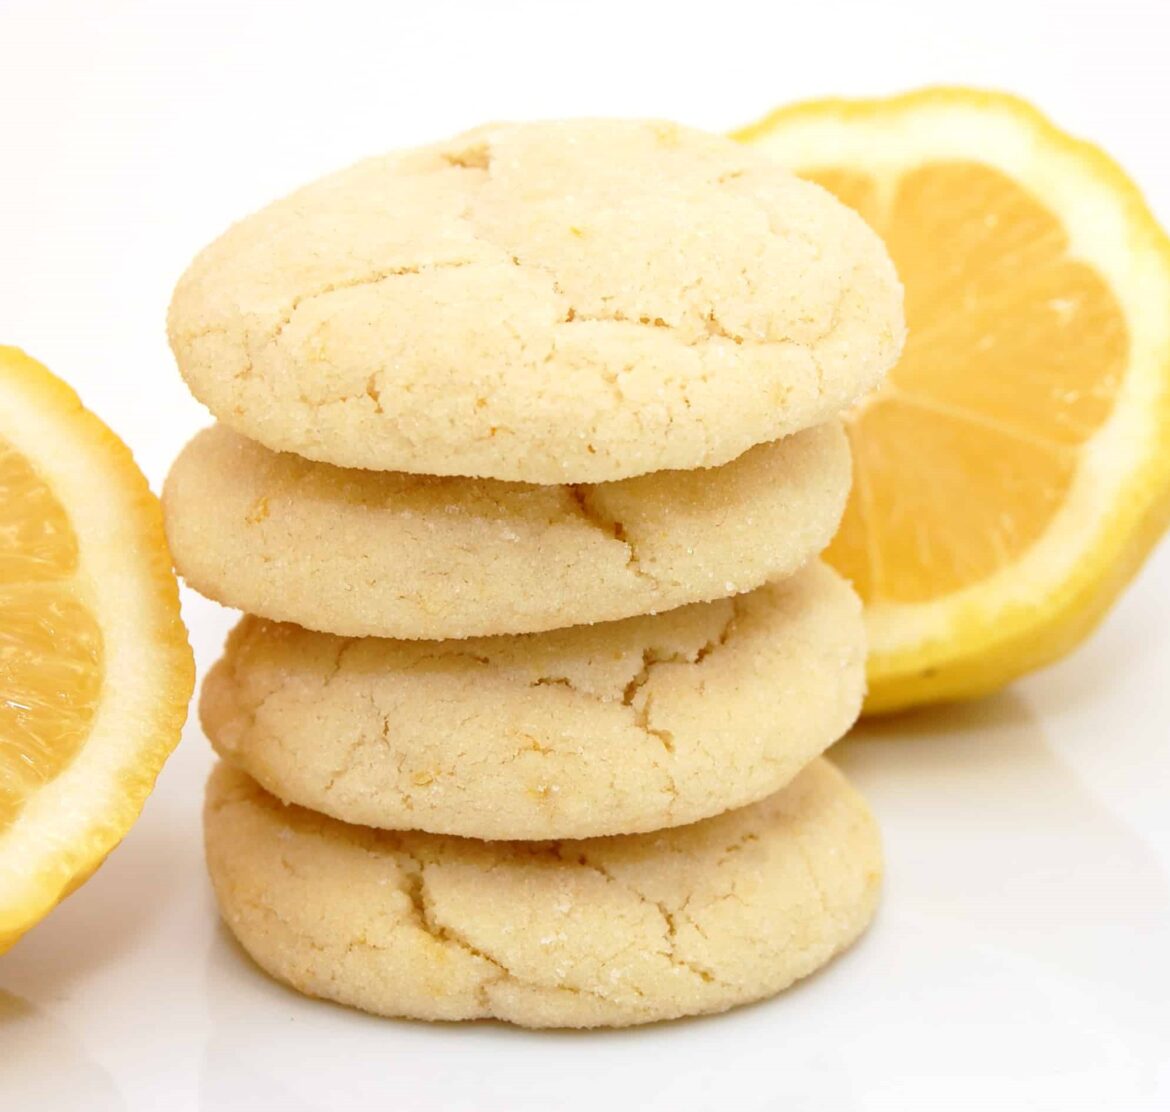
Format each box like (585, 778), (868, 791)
(737, 88), (1170, 712)
(0, 347), (193, 951)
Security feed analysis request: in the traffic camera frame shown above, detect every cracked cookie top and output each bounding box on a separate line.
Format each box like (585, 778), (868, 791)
(204, 756), (882, 1027)
(163, 420), (850, 639)
(201, 561), (865, 839)
(168, 119), (903, 482)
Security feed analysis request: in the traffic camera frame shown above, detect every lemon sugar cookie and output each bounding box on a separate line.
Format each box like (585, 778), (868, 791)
(164, 421), (850, 640)
(204, 757), (882, 1028)
(201, 561), (865, 840)
(169, 119), (903, 483)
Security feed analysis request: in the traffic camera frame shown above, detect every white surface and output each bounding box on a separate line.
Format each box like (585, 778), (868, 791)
(2, 1), (1170, 1108)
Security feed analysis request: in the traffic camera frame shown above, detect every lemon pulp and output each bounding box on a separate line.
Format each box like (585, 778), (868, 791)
(0, 436), (103, 829)
(812, 161), (1127, 605)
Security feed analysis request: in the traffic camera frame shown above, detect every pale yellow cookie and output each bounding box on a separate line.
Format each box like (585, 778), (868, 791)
(164, 422), (850, 639)
(205, 758), (881, 1027)
(201, 561), (864, 839)
(169, 119), (903, 483)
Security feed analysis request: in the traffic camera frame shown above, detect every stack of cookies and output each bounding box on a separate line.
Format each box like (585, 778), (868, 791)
(162, 120), (905, 1028)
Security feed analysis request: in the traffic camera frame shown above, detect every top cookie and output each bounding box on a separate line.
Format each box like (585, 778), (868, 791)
(169, 119), (903, 482)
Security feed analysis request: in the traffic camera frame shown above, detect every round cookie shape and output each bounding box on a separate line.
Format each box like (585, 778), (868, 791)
(202, 562), (865, 839)
(204, 758), (882, 1028)
(163, 421), (850, 639)
(169, 119), (903, 483)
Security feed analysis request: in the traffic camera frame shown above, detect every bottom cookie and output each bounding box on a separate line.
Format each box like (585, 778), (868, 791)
(205, 759), (882, 1028)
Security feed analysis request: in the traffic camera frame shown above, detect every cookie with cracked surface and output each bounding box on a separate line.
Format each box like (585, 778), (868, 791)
(205, 757), (882, 1027)
(201, 561), (864, 839)
(169, 118), (903, 483)
(164, 421), (850, 639)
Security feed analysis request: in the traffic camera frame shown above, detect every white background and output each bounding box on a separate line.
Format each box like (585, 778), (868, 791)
(2, 1), (1169, 1109)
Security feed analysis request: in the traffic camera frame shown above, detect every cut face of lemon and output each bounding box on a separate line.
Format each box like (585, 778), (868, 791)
(0, 348), (193, 951)
(737, 89), (1170, 712)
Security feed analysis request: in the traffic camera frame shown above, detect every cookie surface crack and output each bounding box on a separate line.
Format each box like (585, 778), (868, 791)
(530, 675), (575, 690)
(565, 485), (657, 587)
(441, 143), (492, 171)
(395, 858), (513, 1009)
(324, 639), (362, 684)
(395, 856), (619, 1011)
(621, 652), (675, 753)
(792, 833), (833, 925)
(402, 649), (493, 670)
(268, 259), (476, 348)
(566, 849), (731, 989)
(656, 902), (728, 986)
(617, 598), (741, 753)
(321, 732), (368, 794)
